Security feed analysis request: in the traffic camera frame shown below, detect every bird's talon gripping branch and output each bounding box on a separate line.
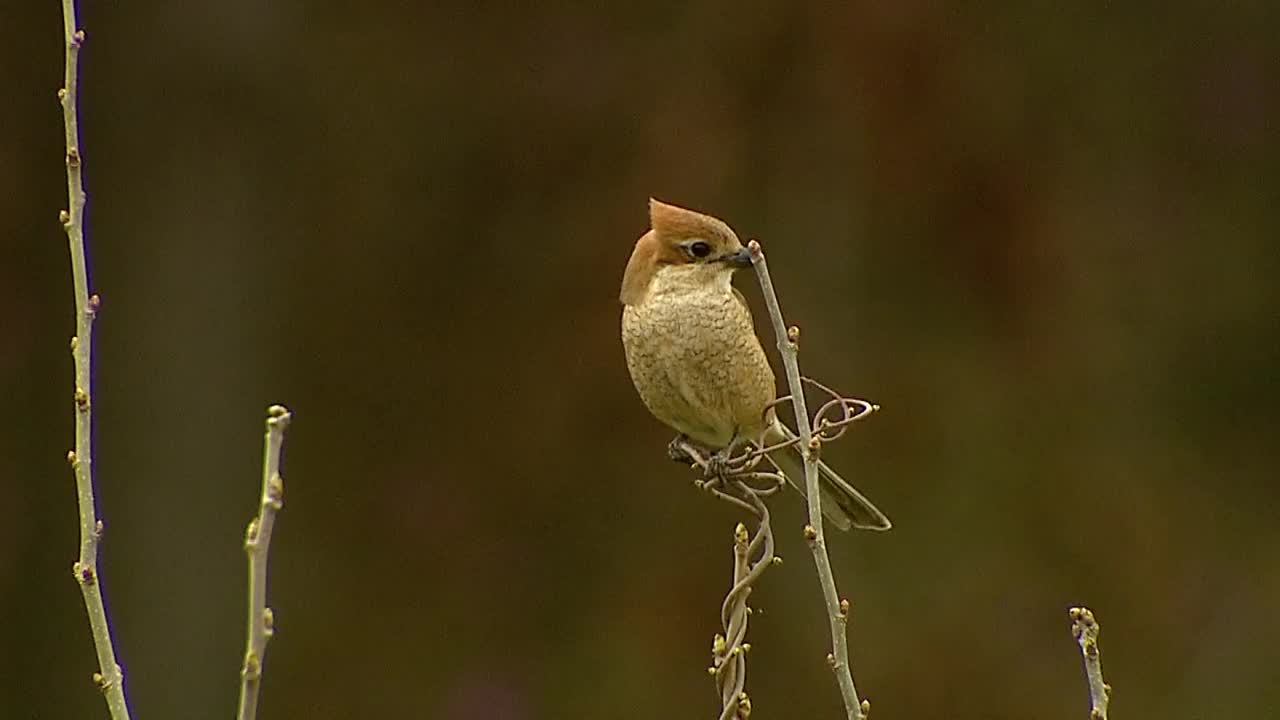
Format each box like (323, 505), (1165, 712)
(667, 434), (696, 464)
(704, 450), (732, 482)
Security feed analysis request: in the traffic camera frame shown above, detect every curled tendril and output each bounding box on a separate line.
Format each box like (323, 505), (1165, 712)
(680, 378), (878, 490)
(760, 377), (879, 450)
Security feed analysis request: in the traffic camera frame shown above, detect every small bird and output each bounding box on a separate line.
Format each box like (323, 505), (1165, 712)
(620, 199), (891, 531)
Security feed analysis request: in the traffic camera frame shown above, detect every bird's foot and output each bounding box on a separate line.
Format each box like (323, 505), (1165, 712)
(669, 436), (729, 484)
(667, 434), (697, 464)
(703, 447), (732, 483)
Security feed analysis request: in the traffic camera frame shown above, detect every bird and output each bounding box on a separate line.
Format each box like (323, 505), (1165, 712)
(620, 199), (891, 531)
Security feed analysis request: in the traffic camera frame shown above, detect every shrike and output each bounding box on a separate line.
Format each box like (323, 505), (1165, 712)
(620, 199), (890, 531)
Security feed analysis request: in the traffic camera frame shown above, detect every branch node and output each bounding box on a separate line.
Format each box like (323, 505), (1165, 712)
(802, 524), (818, 542)
(242, 651), (261, 679)
(72, 561), (95, 585)
(839, 598), (850, 617)
(67, 147), (82, 168)
(266, 474), (284, 509)
(59, 209), (71, 226)
(266, 404), (293, 427)
(72, 29), (86, 46)
(787, 325), (800, 344)
(74, 387), (90, 412)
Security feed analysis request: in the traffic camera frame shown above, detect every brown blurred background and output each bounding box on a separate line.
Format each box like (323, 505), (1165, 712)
(3, 2), (1278, 718)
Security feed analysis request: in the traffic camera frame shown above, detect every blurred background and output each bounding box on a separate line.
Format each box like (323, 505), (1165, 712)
(3, 2), (1277, 718)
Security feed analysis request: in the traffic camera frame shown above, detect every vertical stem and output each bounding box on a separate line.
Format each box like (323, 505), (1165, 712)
(747, 240), (866, 720)
(58, 1), (132, 717)
(237, 405), (293, 720)
(1069, 607), (1111, 720)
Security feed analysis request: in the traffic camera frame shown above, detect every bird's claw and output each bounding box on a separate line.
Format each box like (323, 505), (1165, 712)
(704, 449), (731, 482)
(667, 435), (696, 464)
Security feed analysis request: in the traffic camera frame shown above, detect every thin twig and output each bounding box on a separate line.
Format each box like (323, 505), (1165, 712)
(747, 239), (869, 720)
(676, 438), (777, 720)
(237, 405), (293, 720)
(1069, 607), (1111, 720)
(57, 2), (132, 717)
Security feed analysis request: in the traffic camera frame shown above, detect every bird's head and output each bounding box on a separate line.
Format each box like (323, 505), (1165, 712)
(619, 199), (751, 306)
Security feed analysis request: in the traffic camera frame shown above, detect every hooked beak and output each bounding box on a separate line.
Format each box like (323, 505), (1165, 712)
(720, 247), (754, 269)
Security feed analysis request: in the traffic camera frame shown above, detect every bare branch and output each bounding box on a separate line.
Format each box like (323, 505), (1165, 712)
(237, 405), (293, 720)
(1069, 607), (1112, 720)
(57, 1), (132, 716)
(746, 239), (869, 720)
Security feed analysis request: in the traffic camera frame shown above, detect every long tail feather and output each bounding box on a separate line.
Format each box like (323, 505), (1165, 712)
(763, 422), (892, 532)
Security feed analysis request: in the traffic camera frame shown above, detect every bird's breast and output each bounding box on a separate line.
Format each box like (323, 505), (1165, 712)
(621, 285), (776, 449)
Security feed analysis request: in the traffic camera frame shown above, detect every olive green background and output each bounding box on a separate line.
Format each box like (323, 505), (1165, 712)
(3, 3), (1277, 718)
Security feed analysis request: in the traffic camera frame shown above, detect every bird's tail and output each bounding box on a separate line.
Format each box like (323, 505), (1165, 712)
(763, 421), (892, 532)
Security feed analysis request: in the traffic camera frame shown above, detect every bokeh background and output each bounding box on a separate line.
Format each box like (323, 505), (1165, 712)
(3, 3), (1278, 718)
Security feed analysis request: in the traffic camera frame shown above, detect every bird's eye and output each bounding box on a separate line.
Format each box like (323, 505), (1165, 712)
(689, 241), (711, 258)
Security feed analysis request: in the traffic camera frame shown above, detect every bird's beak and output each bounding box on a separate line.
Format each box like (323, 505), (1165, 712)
(721, 247), (754, 269)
